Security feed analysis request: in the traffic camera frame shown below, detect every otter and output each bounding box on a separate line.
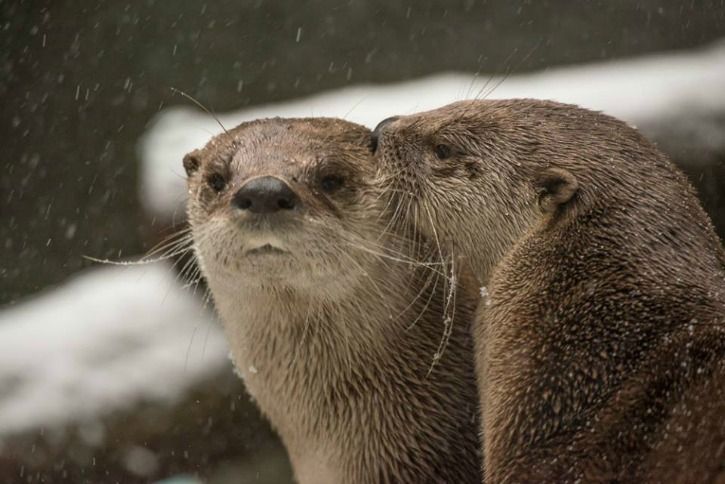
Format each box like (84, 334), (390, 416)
(372, 100), (725, 482)
(182, 117), (482, 483)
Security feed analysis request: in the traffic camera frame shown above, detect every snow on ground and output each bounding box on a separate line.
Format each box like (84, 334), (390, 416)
(139, 40), (725, 221)
(0, 263), (227, 435)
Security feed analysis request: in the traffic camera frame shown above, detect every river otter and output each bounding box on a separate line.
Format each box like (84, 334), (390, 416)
(183, 117), (482, 483)
(373, 99), (725, 482)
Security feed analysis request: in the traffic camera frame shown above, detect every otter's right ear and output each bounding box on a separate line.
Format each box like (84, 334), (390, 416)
(535, 168), (578, 213)
(182, 151), (201, 177)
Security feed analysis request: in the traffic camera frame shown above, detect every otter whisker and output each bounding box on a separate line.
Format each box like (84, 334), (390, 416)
(380, 187), (409, 241)
(199, 284), (213, 310)
(427, 258), (457, 377)
(169, 238), (205, 281)
(170, 87), (229, 136)
(421, 199), (448, 281)
(480, 40), (541, 101)
(469, 46), (520, 104)
(84, 226), (196, 267)
(420, 199), (459, 374)
(183, 325), (199, 372)
(308, 219), (444, 270)
(142, 230), (194, 260)
(339, 238), (446, 274)
(175, 250), (200, 286)
(82, 256), (155, 266)
(404, 263), (443, 331)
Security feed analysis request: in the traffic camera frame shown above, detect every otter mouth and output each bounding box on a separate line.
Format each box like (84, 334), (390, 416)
(245, 244), (288, 256)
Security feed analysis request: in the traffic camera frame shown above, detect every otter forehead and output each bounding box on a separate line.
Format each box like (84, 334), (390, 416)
(190, 117), (372, 185)
(229, 124), (326, 173)
(376, 99), (646, 168)
(391, 99), (578, 134)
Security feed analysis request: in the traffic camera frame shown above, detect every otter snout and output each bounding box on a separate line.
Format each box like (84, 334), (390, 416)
(232, 176), (299, 214)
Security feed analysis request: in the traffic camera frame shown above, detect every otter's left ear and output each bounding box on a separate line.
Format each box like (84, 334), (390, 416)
(535, 168), (578, 213)
(182, 150), (202, 177)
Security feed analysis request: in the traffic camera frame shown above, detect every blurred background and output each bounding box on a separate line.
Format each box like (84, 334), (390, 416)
(2, 1), (724, 483)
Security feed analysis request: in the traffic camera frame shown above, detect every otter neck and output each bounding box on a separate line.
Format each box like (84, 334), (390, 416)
(209, 275), (404, 380)
(205, 262), (431, 478)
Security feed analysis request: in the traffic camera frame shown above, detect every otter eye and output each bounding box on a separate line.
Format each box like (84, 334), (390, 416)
(434, 144), (452, 160)
(206, 173), (227, 192)
(320, 175), (344, 193)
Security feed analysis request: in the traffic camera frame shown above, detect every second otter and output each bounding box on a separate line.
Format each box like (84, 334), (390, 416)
(183, 117), (482, 483)
(374, 100), (725, 482)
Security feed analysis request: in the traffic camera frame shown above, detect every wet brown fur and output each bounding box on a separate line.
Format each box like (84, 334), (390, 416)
(184, 118), (482, 483)
(375, 99), (725, 483)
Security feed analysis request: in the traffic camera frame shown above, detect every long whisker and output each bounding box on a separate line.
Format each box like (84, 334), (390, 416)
(404, 265), (442, 330)
(337, 236), (446, 274)
(306, 218), (444, 270)
(170, 87), (229, 135)
(143, 228), (193, 258)
(421, 199), (458, 375)
(83, 225), (196, 267)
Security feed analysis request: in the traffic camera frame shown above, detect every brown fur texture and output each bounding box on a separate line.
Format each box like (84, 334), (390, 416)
(374, 99), (725, 483)
(184, 117), (482, 483)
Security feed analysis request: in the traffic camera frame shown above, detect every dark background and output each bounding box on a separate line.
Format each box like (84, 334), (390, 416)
(2, 0), (725, 306)
(1, 1), (724, 482)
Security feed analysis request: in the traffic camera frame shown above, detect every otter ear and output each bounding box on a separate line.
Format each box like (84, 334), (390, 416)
(182, 150), (201, 177)
(535, 168), (578, 213)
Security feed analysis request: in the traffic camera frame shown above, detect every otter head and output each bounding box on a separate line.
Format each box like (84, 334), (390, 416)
(372, 99), (582, 281)
(184, 117), (387, 299)
(183, 117), (485, 484)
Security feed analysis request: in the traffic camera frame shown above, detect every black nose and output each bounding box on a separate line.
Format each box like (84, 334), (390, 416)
(370, 116), (400, 152)
(232, 176), (299, 214)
